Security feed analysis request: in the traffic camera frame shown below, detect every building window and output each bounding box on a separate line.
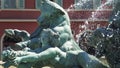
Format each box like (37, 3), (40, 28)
(74, 0), (114, 10)
(0, 0), (24, 9)
(0, 0), (1, 8)
(93, 0), (101, 9)
(36, 0), (63, 9)
(75, 0), (93, 9)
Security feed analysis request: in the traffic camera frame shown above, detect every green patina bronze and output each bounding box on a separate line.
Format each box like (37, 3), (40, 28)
(2, 0), (108, 68)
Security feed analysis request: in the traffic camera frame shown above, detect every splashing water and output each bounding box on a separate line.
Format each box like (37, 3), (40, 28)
(67, 1), (120, 67)
(66, 0), (115, 46)
(81, 21), (89, 30)
(115, 11), (120, 17)
(67, 0), (91, 12)
(67, 0), (114, 39)
(90, 0), (114, 20)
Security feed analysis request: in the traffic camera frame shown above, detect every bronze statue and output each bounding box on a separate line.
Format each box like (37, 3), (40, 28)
(2, 0), (108, 68)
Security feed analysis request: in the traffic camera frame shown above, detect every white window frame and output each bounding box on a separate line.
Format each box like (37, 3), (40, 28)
(0, 0), (25, 9)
